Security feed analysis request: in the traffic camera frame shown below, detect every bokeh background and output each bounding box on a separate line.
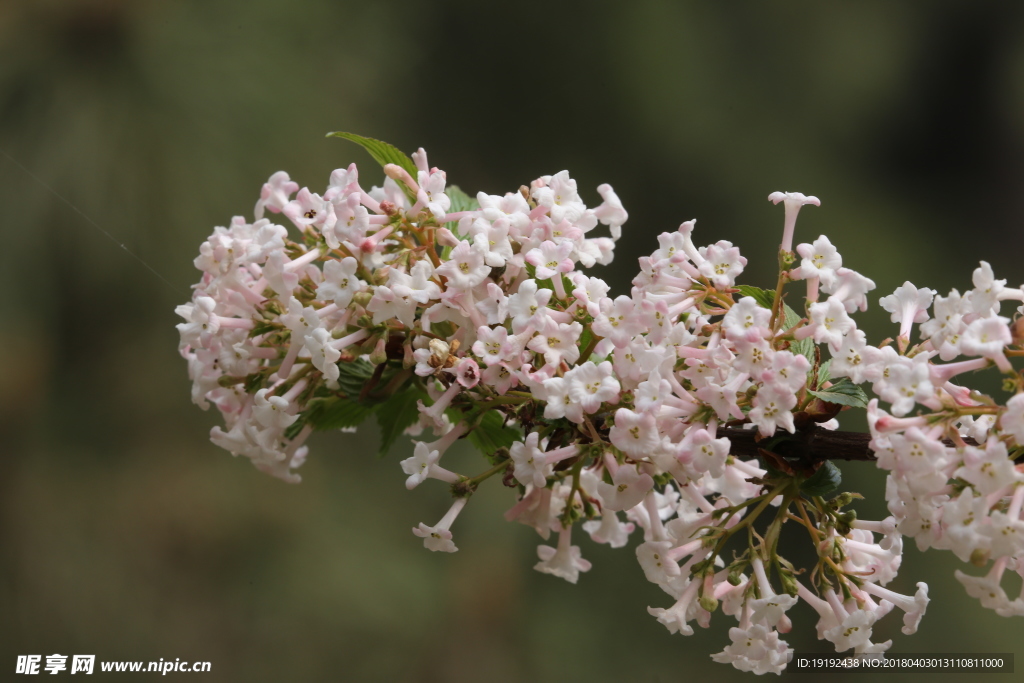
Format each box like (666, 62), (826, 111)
(2, 0), (1024, 680)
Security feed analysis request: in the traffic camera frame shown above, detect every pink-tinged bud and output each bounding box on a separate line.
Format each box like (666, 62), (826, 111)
(369, 337), (388, 365)
(768, 191), (820, 253)
(452, 357), (480, 388)
(383, 163), (420, 194)
(436, 227), (461, 247)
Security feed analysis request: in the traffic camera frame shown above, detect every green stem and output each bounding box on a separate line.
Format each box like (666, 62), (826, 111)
(762, 492), (793, 561)
(487, 395), (531, 406)
(769, 255), (790, 333)
(577, 328), (602, 365)
(954, 405), (1000, 416)
(707, 481), (789, 567)
(560, 458), (585, 527)
(453, 460), (511, 497)
(794, 498), (822, 546)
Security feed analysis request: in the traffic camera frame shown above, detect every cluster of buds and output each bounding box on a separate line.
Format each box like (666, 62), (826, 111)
(176, 137), (1024, 674)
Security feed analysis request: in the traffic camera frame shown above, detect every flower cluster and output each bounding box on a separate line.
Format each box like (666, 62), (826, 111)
(176, 138), (1024, 674)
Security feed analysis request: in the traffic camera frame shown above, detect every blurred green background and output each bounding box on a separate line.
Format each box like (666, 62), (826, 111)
(2, 0), (1023, 680)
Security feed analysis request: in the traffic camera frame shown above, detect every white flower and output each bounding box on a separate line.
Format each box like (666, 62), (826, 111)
(879, 282), (935, 339)
(527, 317), (582, 366)
(768, 191), (820, 252)
(980, 511), (1024, 560)
(760, 350), (811, 394)
(436, 240), (490, 290)
(597, 464), (654, 512)
(175, 296), (219, 349)
(697, 240), (747, 289)
(592, 295), (643, 348)
(829, 330), (878, 384)
(367, 285), (417, 328)
(534, 528), (592, 584)
(730, 336), (773, 375)
(966, 261), (1007, 316)
(1000, 394), (1024, 446)
(566, 361), (620, 414)
(542, 377), (585, 424)
(634, 369), (672, 413)
(807, 298), (855, 351)
(748, 386), (797, 437)
(647, 578), (700, 635)
(304, 328), (341, 384)
(609, 409), (660, 459)
(593, 183), (628, 239)
(675, 428), (731, 479)
(956, 440), (1020, 496)
(472, 326), (512, 366)
(960, 316), (1012, 369)
(280, 297), (321, 337)
(254, 170), (299, 218)
(525, 240), (575, 281)
(582, 511), (634, 548)
(636, 540), (681, 584)
(822, 267), (876, 313)
(392, 260), (441, 305)
(711, 624), (792, 675)
(793, 235), (842, 287)
(863, 582), (929, 635)
(510, 433), (552, 488)
(881, 360), (935, 417)
(331, 194), (371, 245)
(252, 389), (297, 430)
(507, 280), (553, 333)
(283, 187), (336, 234)
(417, 168), (450, 219)
(400, 442), (441, 490)
(940, 491), (992, 561)
(824, 609), (877, 652)
(412, 498), (467, 553)
(412, 524), (457, 552)
(955, 569), (1012, 611)
(316, 257), (363, 308)
(531, 170), (587, 224)
(722, 297), (772, 339)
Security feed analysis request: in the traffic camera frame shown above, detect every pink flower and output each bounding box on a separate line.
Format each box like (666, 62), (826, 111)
(609, 409), (660, 458)
(768, 191), (820, 252)
(879, 282), (935, 340)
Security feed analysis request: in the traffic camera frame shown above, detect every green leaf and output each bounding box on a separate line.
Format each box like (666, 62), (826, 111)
(305, 396), (376, 431)
(375, 387), (426, 457)
(783, 303), (815, 361)
(735, 285), (775, 310)
(442, 185), (479, 257)
(446, 184), (479, 215)
(578, 326), (594, 355)
(467, 410), (522, 457)
(335, 359), (377, 401)
(817, 359), (832, 386)
(326, 132), (418, 179)
(808, 377), (869, 408)
(734, 285), (814, 359)
(800, 461), (843, 497)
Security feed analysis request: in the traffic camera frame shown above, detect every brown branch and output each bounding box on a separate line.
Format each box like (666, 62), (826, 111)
(719, 426), (984, 465)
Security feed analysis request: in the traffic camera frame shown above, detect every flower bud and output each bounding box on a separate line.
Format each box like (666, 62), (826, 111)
(728, 565), (745, 586)
(779, 571), (799, 597)
(698, 592), (719, 613)
(436, 228), (460, 247)
(369, 337), (388, 365)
